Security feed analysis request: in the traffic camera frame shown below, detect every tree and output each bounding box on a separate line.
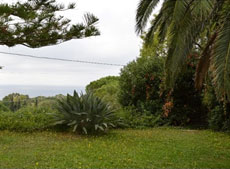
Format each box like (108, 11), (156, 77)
(136, 0), (230, 102)
(119, 36), (165, 114)
(0, 0), (100, 48)
(2, 93), (30, 112)
(86, 76), (121, 109)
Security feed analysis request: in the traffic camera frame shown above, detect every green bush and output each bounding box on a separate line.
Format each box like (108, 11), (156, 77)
(202, 78), (230, 131)
(37, 99), (58, 110)
(204, 90), (230, 131)
(86, 76), (119, 91)
(117, 107), (164, 129)
(117, 35), (167, 128)
(0, 106), (54, 132)
(53, 91), (119, 135)
(86, 76), (121, 109)
(208, 106), (225, 131)
(161, 55), (207, 127)
(208, 105), (230, 131)
(119, 56), (164, 115)
(2, 93), (29, 112)
(0, 102), (10, 112)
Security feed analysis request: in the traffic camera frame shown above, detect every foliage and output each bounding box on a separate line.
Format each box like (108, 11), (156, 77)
(37, 99), (58, 110)
(161, 55), (207, 126)
(119, 54), (164, 115)
(0, 0), (100, 48)
(0, 106), (54, 132)
(53, 91), (119, 135)
(140, 31), (167, 58)
(136, 0), (230, 102)
(202, 78), (230, 131)
(1, 93), (61, 112)
(118, 33), (166, 128)
(86, 76), (120, 109)
(0, 102), (10, 112)
(2, 93), (29, 112)
(86, 76), (119, 92)
(208, 106), (226, 131)
(117, 107), (164, 129)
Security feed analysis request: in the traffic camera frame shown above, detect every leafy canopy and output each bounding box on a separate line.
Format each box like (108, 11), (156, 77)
(86, 76), (121, 109)
(136, 0), (230, 102)
(0, 0), (100, 48)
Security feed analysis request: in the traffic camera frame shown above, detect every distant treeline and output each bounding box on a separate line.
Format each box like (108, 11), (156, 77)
(0, 93), (65, 112)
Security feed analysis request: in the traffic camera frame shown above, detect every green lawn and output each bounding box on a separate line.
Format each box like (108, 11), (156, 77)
(0, 128), (230, 168)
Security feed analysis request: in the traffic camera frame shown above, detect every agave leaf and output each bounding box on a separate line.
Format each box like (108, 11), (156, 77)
(53, 120), (66, 125)
(72, 112), (82, 116)
(82, 127), (87, 134)
(95, 124), (99, 130)
(80, 112), (88, 115)
(108, 123), (115, 128)
(98, 126), (104, 131)
(73, 90), (79, 97)
(67, 120), (77, 126)
(102, 123), (108, 128)
(73, 124), (78, 132)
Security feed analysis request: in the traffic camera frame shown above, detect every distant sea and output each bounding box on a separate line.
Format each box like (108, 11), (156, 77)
(0, 85), (85, 99)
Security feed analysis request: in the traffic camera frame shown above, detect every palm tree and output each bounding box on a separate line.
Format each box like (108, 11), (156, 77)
(136, 0), (230, 102)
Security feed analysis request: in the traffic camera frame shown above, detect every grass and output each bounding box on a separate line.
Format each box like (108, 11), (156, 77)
(0, 128), (230, 168)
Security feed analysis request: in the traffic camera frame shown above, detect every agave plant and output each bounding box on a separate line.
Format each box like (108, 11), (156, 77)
(53, 91), (118, 134)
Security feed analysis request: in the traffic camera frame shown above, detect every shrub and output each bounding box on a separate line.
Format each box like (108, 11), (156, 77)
(2, 93), (29, 112)
(203, 80), (230, 131)
(117, 107), (165, 129)
(206, 104), (230, 131)
(0, 102), (10, 112)
(86, 76), (119, 92)
(162, 54), (207, 127)
(208, 106), (224, 130)
(53, 91), (119, 135)
(0, 106), (54, 132)
(86, 76), (121, 109)
(38, 99), (58, 110)
(119, 56), (164, 115)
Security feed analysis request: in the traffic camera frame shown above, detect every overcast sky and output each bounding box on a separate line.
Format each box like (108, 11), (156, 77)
(0, 0), (161, 98)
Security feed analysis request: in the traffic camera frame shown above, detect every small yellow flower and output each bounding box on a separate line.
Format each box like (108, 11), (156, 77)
(36, 162), (39, 166)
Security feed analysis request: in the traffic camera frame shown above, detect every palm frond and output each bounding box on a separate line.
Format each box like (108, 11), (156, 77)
(172, 0), (190, 22)
(145, 0), (176, 45)
(136, 0), (160, 35)
(190, 0), (214, 20)
(165, 6), (196, 86)
(212, 9), (230, 101)
(165, 0), (214, 87)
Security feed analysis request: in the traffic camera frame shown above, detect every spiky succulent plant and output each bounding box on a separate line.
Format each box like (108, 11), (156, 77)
(53, 91), (118, 134)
